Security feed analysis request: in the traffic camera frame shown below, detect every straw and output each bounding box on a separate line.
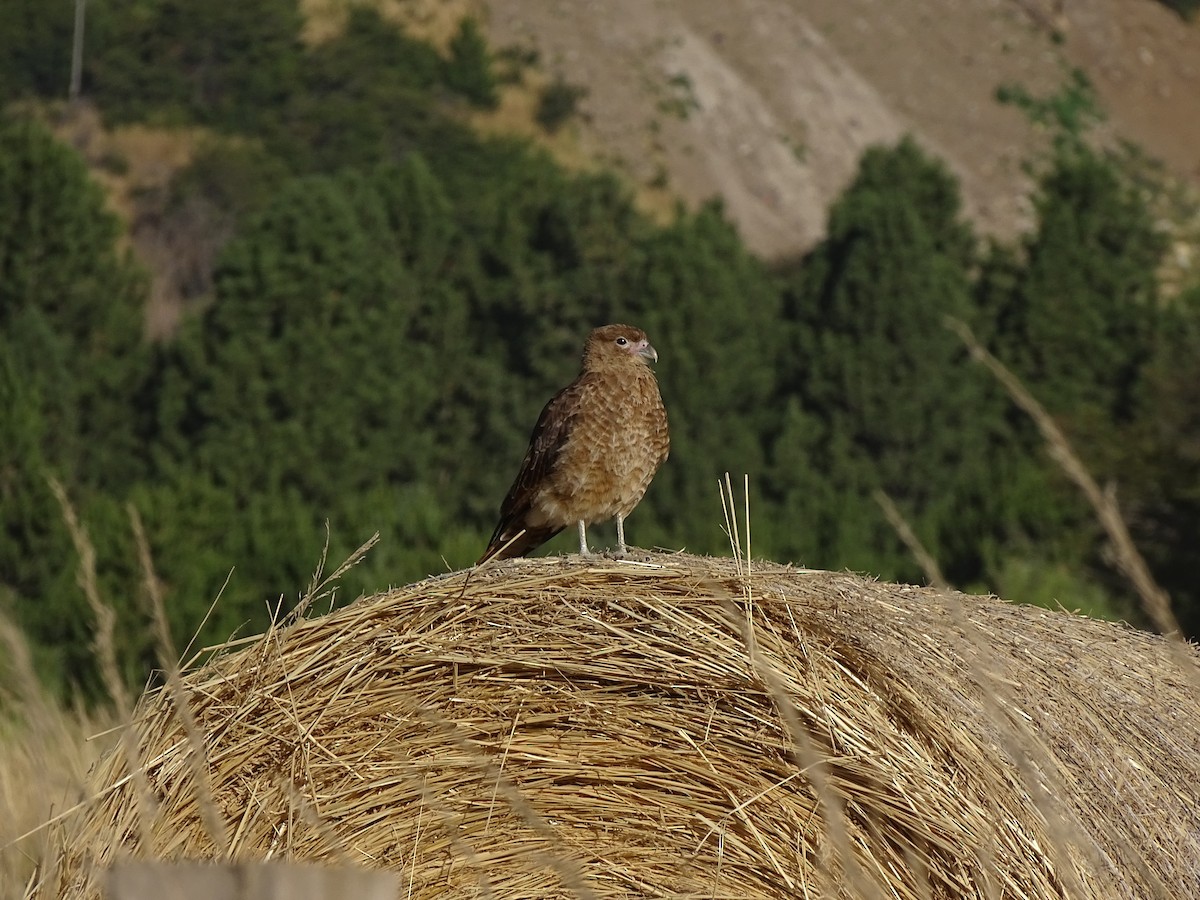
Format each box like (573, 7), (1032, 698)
(34, 553), (1200, 899)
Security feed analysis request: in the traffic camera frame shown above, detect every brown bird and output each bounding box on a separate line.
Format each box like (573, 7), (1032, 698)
(477, 324), (670, 563)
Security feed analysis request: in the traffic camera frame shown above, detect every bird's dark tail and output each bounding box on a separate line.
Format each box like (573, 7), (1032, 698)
(476, 524), (564, 565)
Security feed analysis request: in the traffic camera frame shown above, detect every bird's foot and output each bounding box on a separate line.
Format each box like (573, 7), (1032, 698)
(608, 545), (658, 564)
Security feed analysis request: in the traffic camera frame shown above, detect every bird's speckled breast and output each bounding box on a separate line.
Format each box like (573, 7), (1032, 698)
(541, 368), (668, 526)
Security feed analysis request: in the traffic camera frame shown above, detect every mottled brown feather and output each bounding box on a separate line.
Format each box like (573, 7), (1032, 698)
(478, 324), (669, 563)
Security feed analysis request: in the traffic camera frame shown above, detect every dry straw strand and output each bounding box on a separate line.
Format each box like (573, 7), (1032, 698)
(48, 478), (130, 716)
(872, 489), (950, 591)
(129, 503), (230, 856)
(945, 316), (1180, 638)
(45, 482), (158, 856)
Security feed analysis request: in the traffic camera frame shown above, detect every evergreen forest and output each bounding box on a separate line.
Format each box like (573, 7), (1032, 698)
(2, 0), (1199, 697)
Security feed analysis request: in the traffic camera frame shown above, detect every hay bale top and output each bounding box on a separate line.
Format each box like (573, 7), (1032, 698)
(49, 553), (1200, 898)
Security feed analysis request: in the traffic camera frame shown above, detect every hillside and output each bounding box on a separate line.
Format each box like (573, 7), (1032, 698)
(480, 0), (1200, 258)
(42, 0), (1200, 295)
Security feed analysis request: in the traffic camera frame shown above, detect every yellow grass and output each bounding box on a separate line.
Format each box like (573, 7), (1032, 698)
(0, 613), (117, 898)
(467, 79), (678, 228)
(299, 0), (483, 47)
(49, 104), (206, 227)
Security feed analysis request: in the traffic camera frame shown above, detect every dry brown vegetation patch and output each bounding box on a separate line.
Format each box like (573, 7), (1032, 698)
(300, 0), (483, 46)
(32, 553), (1200, 898)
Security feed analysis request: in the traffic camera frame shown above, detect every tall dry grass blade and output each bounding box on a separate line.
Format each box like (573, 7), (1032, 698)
(721, 474), (758, 659)
(945, 316), (1180, 637)
(177, 568), (235, 671)
(744, 473), (756, 661)
(872, 489), (951, 590)
(717, 588), (884, 900)
(942, 595), (1094, 898)
(46, 480), (156, 854)
(275, 776), (353, 866)
(0, 611), (94, 889)
(743, 473), (752, 580)
(718, 474), (742, 577)
(420, 707), (603, 900)
(0, 607), (54, 732)
(128, 503), (230, 855)
(387, 744), (499, 900)
(291, 529), (380, 622)
(47, 478), (130, 715)
(304, 521), (334, 612)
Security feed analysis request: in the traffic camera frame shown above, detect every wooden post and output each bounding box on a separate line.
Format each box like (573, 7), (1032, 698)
(69, 0), (86, 102)
(105, 860), (400, 900)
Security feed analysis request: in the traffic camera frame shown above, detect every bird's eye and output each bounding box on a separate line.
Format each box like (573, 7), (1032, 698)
(615, 337), (628, 346)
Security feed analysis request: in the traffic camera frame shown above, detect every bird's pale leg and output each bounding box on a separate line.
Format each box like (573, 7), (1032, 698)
(577, 519), (590, 556)
(615, 515), (628, 557)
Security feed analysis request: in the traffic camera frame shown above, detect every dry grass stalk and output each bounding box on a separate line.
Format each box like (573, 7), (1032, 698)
(28, 553), (1200, 899)
(945, 317), (1180, 638)
(291, 526), (380, 624)
(871, 489), (950, 591)
(0, 613), (116, 898)
(42, 482), (157, 859)
(720, 476), (875, 897)
(47, 479), (131, 715)
(128, 504), (230, 855)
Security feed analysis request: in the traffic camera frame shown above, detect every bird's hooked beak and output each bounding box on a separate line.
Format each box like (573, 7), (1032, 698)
(637, 340), (658, 364)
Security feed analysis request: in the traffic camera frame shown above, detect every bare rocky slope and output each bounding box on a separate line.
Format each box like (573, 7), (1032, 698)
(480, 0), (1200, 258)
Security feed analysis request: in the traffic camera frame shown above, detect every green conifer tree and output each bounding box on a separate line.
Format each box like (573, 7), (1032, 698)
(0, 115), (150, 693)
(86, 0), (304, 129)
(0, 114), (147, 486)
(151, 162), (486, 626)
(773, 139), (999, 582)
(997, 146), (1165, 437)
(443, 18), (499, 108)
(0, 0), (74, 100)
(626, 202), (783, 553)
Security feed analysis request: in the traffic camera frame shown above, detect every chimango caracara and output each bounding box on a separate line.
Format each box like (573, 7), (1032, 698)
(478, 324), (669, 563)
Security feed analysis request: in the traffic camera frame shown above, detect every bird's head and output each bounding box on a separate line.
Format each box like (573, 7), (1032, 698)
(582, 324), (659, 370)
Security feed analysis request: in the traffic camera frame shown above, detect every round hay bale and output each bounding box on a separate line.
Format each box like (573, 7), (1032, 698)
(40, 554), (1200, 898)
